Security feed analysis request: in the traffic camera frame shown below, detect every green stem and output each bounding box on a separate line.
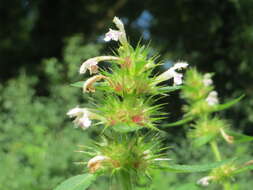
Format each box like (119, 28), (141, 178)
(210, 140), (222, 161)
(118, 171), (133, 190)
(210, 140), (232, 190)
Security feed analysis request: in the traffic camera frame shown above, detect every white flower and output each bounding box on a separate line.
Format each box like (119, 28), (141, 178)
(172, 62), (189, 70)
(203, 73), (213, 86)
(156, 61), (189, 85)
(206, 91), (219, 106)
(197, 176), (214, 186)
(111, 16), (127, 44)
(67, 106), (92, 129)
(104, 28), (122, 42)
(79, 58), (98, 75)
(87, 155), (109, 173)
(80, 56), (120, 75)
(113, 16), (125, 32)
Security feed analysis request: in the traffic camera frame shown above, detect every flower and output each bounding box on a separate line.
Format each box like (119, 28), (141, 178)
(80, 56), (120, 75)
(203, 73), (213, 86)
(104, 28), (122, 42)
(110, 16), (127, 44)
(79, 58), (98, 75)
(83, 75), (107, 93)
(197, 176), (214, 186)
(87, 155), (109, 173)
(67, 106), (92, 129)
(113, 16), (125, 32)
(156, 61), (188, 85)
(206, 91), (219, 106)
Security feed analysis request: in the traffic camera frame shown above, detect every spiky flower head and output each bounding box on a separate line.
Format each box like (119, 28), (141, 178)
(78, 134), (170, 182)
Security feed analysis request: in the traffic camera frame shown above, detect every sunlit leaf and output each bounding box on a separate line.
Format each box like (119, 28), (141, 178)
(54, 174), (96, 190)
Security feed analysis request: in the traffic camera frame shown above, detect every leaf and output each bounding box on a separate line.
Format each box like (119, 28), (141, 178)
(70, 81), (84, 88)
(225, 130), (253, 143)
(160, 158), (236, 173)
(192, 135), (215, 147)
(233, 165), (253, 174)
(162, 116), (193, 128)
(54, 174), (96, 190)
(112, 123), (144, 133)
(158, 86), (182, 93)
(211, 95), (244, 112)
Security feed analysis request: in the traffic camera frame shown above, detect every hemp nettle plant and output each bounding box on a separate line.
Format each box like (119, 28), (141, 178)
(54, 17), (253, 190)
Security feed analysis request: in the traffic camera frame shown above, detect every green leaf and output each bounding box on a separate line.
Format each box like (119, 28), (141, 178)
(158, 86), (182, 93)
(225, 130), (253, 143)
(211, 95), (245, 112)
(192, 134), (215, 147)
(54, 174), (96, 190)
(233, 164), (253, 174)
(70, 81), (84, 88)
(162, 116), (193, 128)
(112, 123), (144, 133)
(160, 158), (236, 173)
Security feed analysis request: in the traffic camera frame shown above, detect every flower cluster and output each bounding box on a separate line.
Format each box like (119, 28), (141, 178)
(67, 17), (188, 132)
(58, 16), (249, 190)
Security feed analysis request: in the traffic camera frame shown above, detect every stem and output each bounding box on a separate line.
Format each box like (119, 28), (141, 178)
(210, 140), (222, 161)
(118, 171), (134, 190)
(209, 140), (232, 190)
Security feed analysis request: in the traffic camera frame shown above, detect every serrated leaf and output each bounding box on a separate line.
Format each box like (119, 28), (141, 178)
(225, 130), (253, 143)
(160, 158), (236, 173)
(54, 174), (96, 190)
(162, 116), (193, 128)
(158, 86), (182, 93)
(211, 95), (244, 112)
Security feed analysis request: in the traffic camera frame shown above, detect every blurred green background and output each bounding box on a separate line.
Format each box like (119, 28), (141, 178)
(1, 0), (253, 189)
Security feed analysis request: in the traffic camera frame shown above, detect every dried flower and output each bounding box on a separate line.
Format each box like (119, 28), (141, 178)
(156, 61), (188, 85)
(67, 106), (92, 129)
(83, 75), (107, 93)
(206, 91), (219, 106)
(80, 56), (120, 75)
(220, 128), (234, 144)
(87, 155), (109, 173)
(104, 28), (122, 42)
(203, 73), (213, 86)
